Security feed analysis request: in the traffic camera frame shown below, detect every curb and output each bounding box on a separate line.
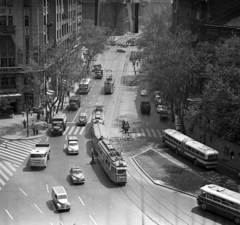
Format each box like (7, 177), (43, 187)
(132, 148), (197, 198)
(0, 131), (48, 141)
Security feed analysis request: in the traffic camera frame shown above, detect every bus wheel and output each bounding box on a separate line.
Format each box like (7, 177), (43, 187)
(175, 148), (178, 155)
(201, 204), (206, 210)
(234, 217), (240, 224)
(194, 159), (198, 166)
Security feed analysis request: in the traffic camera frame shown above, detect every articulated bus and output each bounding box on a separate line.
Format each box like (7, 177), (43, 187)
(96, 139), (127, 186)
(198, 184), (240, 224)
(78, 78), (91, 94)
(162, 129), (219, 168)
(92, 122), (109, 152)
(104, 70), (115, 94)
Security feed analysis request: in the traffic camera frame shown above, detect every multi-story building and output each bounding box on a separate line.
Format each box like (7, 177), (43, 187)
(171, 0), (240, 45)
(0, 0), (82, 114)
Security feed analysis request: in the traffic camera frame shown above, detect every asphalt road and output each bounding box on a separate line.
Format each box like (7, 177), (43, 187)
(0, 46), (235, 225)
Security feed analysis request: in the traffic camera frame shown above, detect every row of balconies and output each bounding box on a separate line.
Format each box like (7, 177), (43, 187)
(0, 26), (15, 34)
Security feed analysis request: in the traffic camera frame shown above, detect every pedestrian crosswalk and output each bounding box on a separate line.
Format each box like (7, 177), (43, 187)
(63, 126), (85, 136)
(130, 128), (162, 139)
(0, 138), (41, 191)
(0, 138), (41, 166)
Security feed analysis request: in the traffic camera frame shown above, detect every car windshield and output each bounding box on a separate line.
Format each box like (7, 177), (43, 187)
(69, 142), (77, 146)
(72, 169), (82, 174)
(79, 116), (86, 120)
(58, 195), (67, 200)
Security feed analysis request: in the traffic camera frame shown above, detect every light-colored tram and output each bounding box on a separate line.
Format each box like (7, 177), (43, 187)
(97, 139), (127, 186)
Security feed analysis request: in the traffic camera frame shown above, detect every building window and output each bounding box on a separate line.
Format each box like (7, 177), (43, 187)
(8, 16), (13, 26)
(25, 16), (29, 26)
(44, 15), (46, 25)
(0, 0), (6, 6)
(9, 77), (15, 85)
(2, 77), (9, 85)
(24, 0), (30, 7)
(0, 16), (7, 27)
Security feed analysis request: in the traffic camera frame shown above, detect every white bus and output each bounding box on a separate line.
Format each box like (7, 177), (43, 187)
(197, 184), (240, 224)
(162, 129), (219, 168)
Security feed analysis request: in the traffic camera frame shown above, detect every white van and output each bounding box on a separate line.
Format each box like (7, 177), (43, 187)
(52, 186), (71, 211)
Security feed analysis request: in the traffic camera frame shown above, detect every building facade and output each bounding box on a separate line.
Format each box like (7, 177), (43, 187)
(0, 0), (82, 114)
(171, 0), (240, 44)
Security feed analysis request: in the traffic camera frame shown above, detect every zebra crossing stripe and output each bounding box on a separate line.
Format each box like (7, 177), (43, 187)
(0, 151), (25, 161)
(68, 127), (75, 135)
(0, 156), (22, 165)
(0, 162), (13, 176)
(145, 129), (151, 137)
(0, 178), (5, 185)
(74, 127), (80, 135)
(140, 128), (146, 136)
(63, 126), (70, 135)
(0, 170), (9, 181)
(0, 147), (28, 159)
(0, 144), (31, 155)
(151, 129), (158, 138)
(4, 161), (16, 172)
(79, 127), (85, 135)
(8, 141), (35, 151)
(156, 129), (162, 138)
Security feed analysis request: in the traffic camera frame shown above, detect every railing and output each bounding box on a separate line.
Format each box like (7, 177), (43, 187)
(0, 26), (15, 33)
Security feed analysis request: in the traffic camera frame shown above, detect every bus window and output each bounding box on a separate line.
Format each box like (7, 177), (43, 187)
(117, 169), (126, 175)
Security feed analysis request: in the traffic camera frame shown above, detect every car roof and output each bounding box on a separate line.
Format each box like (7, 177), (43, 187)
(80, 112), (87, 116)
(71, 166), (82, 170)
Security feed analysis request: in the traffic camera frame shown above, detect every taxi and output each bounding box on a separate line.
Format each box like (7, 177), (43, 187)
(67, 136), (79, 155)
(70, 166), (85, 184)
(78, 113), (87, 126)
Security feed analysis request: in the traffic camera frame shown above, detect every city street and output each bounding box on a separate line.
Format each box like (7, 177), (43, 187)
(0, 46), (235, 225)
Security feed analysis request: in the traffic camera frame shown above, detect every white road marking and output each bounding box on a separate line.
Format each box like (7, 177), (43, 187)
(89, 101), (91, 105)
(46, 184), (49, 193)
(98, 97), (100, 100)
(5, 209), (13, 219)
(50, 223), (53, 225)
(68, 127), (75, 135)
(141, 128), (146, 136)
(0, 177), (6, 185)
(0, 162), (13, 176)
(85, 109), (88, 113)
(64, 144), (66, 149)
(151, 129), (157, 138)
(90, 215), (98, 225)
(0, 170), (9, 180)
(46, 137), (49, 142)
(146, 121), (148, 125)
(93, 94), (95, 97)
(156, 129), (162, 138)
(83, 101), (85, 104)
(78, 196), (85, 206)
(19, 188), (27, 196)
(72, 106), (81, 122)
(4, 161), (16, 172)
(79, 127), (85, 135)
(65, 135), (67, 140)
(146, 128), (151, 137)
(74, 127), (80, 135)
(34, 204), (43, 213)
(63, 126), (70, 135)
(0, 155), (22, 165)
(60, 221), (64, 225)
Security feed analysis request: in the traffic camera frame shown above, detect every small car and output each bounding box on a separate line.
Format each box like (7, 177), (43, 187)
(78, 113), (87, 126)
(157, 105), (164, 113)
(70, 166), (85, 184)
(116, 48), (126, 53)
(141, 90), (147, 96)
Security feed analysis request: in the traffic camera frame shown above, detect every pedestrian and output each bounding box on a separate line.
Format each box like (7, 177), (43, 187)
(230, 150), (234, 160)
(32, 126), (36, 135)
(226, 145), (230, 155)
(136, 61), (139, 67)
(91, 150), (95, 164)
(36, 126), (39, 135)
(122, 119), (125, 130)
(41, 110), (44, 117)
(37, 113), (40, 120)
(23, 119), (26, 129)
(224, 144), (227, 155)
(209, 134), (213, 142)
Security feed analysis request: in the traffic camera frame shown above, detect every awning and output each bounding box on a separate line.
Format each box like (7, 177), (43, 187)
(46, 90), (54, 95)
(0, 93), (22, 97)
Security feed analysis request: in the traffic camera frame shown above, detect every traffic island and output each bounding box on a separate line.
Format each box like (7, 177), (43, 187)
(122, 132), (133, 141)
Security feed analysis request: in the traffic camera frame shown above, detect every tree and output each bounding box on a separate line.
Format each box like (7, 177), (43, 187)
(80, 19), (109, 74)
(24, 37), (85, 122)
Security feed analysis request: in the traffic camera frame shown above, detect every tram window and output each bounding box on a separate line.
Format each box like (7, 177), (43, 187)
(196, 151), (199, 155)
(200, 153), (204, 157)
(206, 193), (213, 199)
(229, 202), (239, 210)
(213, 196), (221, 203)
(222, 199), (229, 206)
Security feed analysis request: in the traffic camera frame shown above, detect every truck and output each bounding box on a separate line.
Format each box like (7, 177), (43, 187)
(68, 95), (81, 110)
(51, 113), (67, 135)
(29, 144), (50, 168)
(95, 69), (103, 79)
(140, 101), (151, 114)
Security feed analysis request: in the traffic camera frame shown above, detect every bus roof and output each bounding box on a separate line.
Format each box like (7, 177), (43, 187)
(164, 129), (193, 142)
(186, 140), (219, 155)
(92, 123), (109, 140)
(200, 184), (240, 205)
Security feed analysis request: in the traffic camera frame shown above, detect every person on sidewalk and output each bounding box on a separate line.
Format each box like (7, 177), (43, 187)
(226, 145), (230, 155)
(36, 127), (39, 135)
(122, 119), (125, 130)
(230, 150), (235, 160)
(41, 110), (44, 117)
(32, 126), (36, 135)
(37, 113), (40, 120)
(23, 119), (26, 129)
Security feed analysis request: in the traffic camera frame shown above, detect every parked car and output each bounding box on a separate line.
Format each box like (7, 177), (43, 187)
(70, 166), (85, 184)
(141, 90), (147, 96)
(116, 48), (126, 53)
